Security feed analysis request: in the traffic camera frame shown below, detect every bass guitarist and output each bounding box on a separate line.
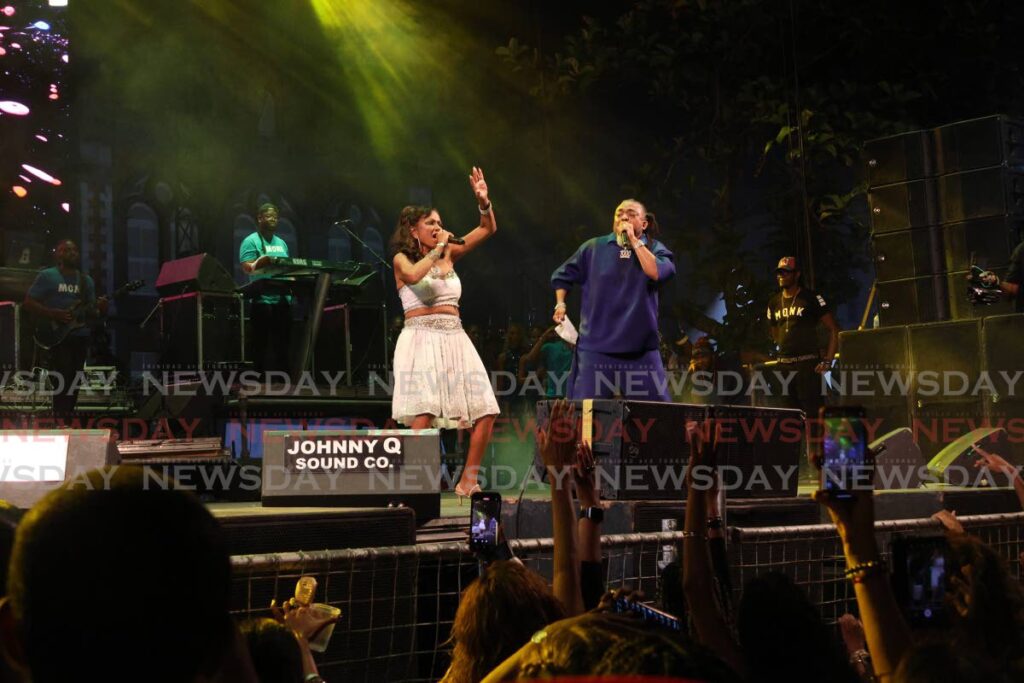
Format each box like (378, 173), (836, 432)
(23, 239), (107, 422)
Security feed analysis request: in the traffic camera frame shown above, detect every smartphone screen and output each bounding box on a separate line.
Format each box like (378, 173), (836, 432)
(892, 533), (950, 627)
(821, 407), (870, 498)
(469, 491), (501, 552)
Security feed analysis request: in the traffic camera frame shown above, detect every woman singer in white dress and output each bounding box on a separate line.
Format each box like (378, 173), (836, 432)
(388, 166), (500, 500)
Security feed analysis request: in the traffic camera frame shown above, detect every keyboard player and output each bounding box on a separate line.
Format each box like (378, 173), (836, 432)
(239, 202), (292, 373)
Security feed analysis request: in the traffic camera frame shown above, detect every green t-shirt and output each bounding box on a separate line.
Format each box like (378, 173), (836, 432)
(541, 340), (574, 397)
(239, 231), (289, 304)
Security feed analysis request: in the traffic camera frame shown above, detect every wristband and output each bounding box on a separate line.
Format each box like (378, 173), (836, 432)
(478, 202), (492, 214)
(578, 506), (604, 523)
(706, 516), (724, 531)
(844, 559), (884, 581)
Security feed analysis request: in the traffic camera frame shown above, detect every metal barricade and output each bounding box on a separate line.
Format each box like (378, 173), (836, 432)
(230, 512), (1024, 682)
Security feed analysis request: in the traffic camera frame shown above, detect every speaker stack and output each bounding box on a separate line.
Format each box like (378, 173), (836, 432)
(867, 115), (1024, 325)
(841, 116), (1024, 464)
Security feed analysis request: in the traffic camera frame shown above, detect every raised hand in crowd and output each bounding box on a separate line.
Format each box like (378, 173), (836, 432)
(812, 466), (911, 679)
(931, 509), (966, 536)
(973, 445), (1024, 510)
(838, 614), (874, 682)
(682, 416), (745, 677)
(269, 597), (339, 683)
(573, 437), (605, 610)
(270, 597), (340, 643)
(535, 399), (584, 615)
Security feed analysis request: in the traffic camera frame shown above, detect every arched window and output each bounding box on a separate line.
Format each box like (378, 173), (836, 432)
(232, 214), (258, 283)
(276, 217), (299, 257)
(327, 224), (352, 262)
(362, 227), (384, 273)
(126, 201), (160, 296)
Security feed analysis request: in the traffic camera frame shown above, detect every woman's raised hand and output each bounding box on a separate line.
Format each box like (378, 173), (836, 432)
(469, 166), (489, 206)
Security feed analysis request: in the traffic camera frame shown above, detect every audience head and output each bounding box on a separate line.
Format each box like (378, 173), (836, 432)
(896, 638), (1018, 683)
(689, 336), (715, 372)
(1, 467), (233, 683)
(446, 560), (565, 683)
(240, 618), (304, 683)
(737, 572), (858, 683)
(487, 611), (737, 681)
(945, 533), (1024, 663)
(504, 324), (525, 351)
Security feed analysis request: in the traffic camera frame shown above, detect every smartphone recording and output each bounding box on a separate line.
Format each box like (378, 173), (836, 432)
(820, 406), (871, 498)
(469, 491), (501, 552)
(891, 532), (951, 628)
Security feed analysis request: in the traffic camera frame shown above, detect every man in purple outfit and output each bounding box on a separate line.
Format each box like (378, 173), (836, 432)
(551, 199), (675, 401)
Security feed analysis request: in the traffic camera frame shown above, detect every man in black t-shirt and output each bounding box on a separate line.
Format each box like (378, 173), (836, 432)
(765, 256), (840, 419)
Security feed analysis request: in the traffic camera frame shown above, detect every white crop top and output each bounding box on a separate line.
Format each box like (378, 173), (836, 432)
(399, 266), (462, 312)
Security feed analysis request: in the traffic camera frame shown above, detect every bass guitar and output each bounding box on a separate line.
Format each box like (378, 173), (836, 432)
(33, 279), (144, 350)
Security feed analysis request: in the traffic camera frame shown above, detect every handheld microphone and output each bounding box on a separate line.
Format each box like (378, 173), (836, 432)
(448, 237), (466, 245)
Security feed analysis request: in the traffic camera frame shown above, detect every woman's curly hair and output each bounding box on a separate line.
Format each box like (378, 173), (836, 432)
(388, 205), (436, 262)
(442, 561), (564, 683)
(514, 611), (738, 681)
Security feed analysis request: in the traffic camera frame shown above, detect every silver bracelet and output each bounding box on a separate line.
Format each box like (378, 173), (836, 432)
(478, 202), (492, 215)
(553, 302), (567, 311)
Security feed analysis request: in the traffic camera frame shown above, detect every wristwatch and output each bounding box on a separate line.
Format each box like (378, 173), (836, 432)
(578, 506), (604, 523)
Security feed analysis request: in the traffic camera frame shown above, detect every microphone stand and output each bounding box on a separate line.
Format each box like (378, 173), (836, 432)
(333, 220), (392, 382)
(335, 219), (392, 271)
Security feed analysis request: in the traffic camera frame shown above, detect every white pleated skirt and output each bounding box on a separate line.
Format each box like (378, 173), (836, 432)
(391, 314), (500, 429)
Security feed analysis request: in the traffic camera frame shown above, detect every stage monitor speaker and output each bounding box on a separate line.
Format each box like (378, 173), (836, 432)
(908, 319), (982, 399)
(872, 228), (940, 281)
(864, 130), (935, 187)
(925, 426), (1016, 483)
(0, 430), (120, 508)
(876, 275), (946, 326)
(869, 428), (925, 489)
(868, 179), (938, 234)
(938, 167), (1024, 224)
(947, 268), (1016, 321)
(942, 215), (1024, 272)
(261, 429), (440, 525)
(912, 399), (987, 462)
(534, 400), (802, 500)
(933, 115), (1024, 175)
(155, 254), (236, 296)
(535, 399), (702, 501)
